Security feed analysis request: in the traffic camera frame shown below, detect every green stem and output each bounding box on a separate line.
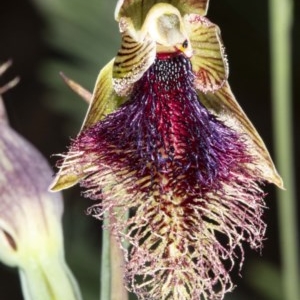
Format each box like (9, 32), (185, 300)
(101, 216), (111, 300)
(100, 213), (129, 300)
(110, 229), (128, 300)
(269, 1), (300, 300)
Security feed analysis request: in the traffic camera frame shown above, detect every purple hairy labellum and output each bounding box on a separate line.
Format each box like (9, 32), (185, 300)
(65, 53), (265, 299)
(50, 1), (283, 299)
(76, 54), (259, 201)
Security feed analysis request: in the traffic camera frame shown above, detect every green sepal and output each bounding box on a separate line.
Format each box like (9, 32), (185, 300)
(50, 60), (125, 191)
(198, 82), (284, 188)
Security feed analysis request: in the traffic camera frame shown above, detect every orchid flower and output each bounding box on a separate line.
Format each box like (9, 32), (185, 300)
(50, 1), (283, 299)
(0, 62), (81, 300)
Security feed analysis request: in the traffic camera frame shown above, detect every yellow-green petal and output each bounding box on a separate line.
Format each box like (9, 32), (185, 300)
(184, 14), (228, 92)
(82, 59), (124, 129)
(198, 82), (284, 188)
(50, 60), (125, 191)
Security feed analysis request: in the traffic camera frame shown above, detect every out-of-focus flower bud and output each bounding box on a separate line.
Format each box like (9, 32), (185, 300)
(0, 61), (82, 300)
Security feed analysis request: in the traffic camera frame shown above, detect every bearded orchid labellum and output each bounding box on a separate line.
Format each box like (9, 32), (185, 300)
(51, 1), (283, 299)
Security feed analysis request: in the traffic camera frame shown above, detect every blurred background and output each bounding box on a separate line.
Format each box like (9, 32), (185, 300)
(0, 0), (299, 299)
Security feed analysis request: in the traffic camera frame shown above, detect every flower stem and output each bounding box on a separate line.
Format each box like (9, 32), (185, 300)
(100, 216), (111, 300)
(110, 228), (128, 300)
(269, 1), (300, 300)
(100, 213), (128, 300)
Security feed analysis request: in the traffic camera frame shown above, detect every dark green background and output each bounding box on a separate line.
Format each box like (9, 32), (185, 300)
(0, 0), (299, 299)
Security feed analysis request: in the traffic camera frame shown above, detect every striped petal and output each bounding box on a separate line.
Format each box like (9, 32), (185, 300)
(198, 82), (283, 188)
(113, 18), (156, 96)
(115, 0), (210, 30)
(184, 14), (228, 92)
